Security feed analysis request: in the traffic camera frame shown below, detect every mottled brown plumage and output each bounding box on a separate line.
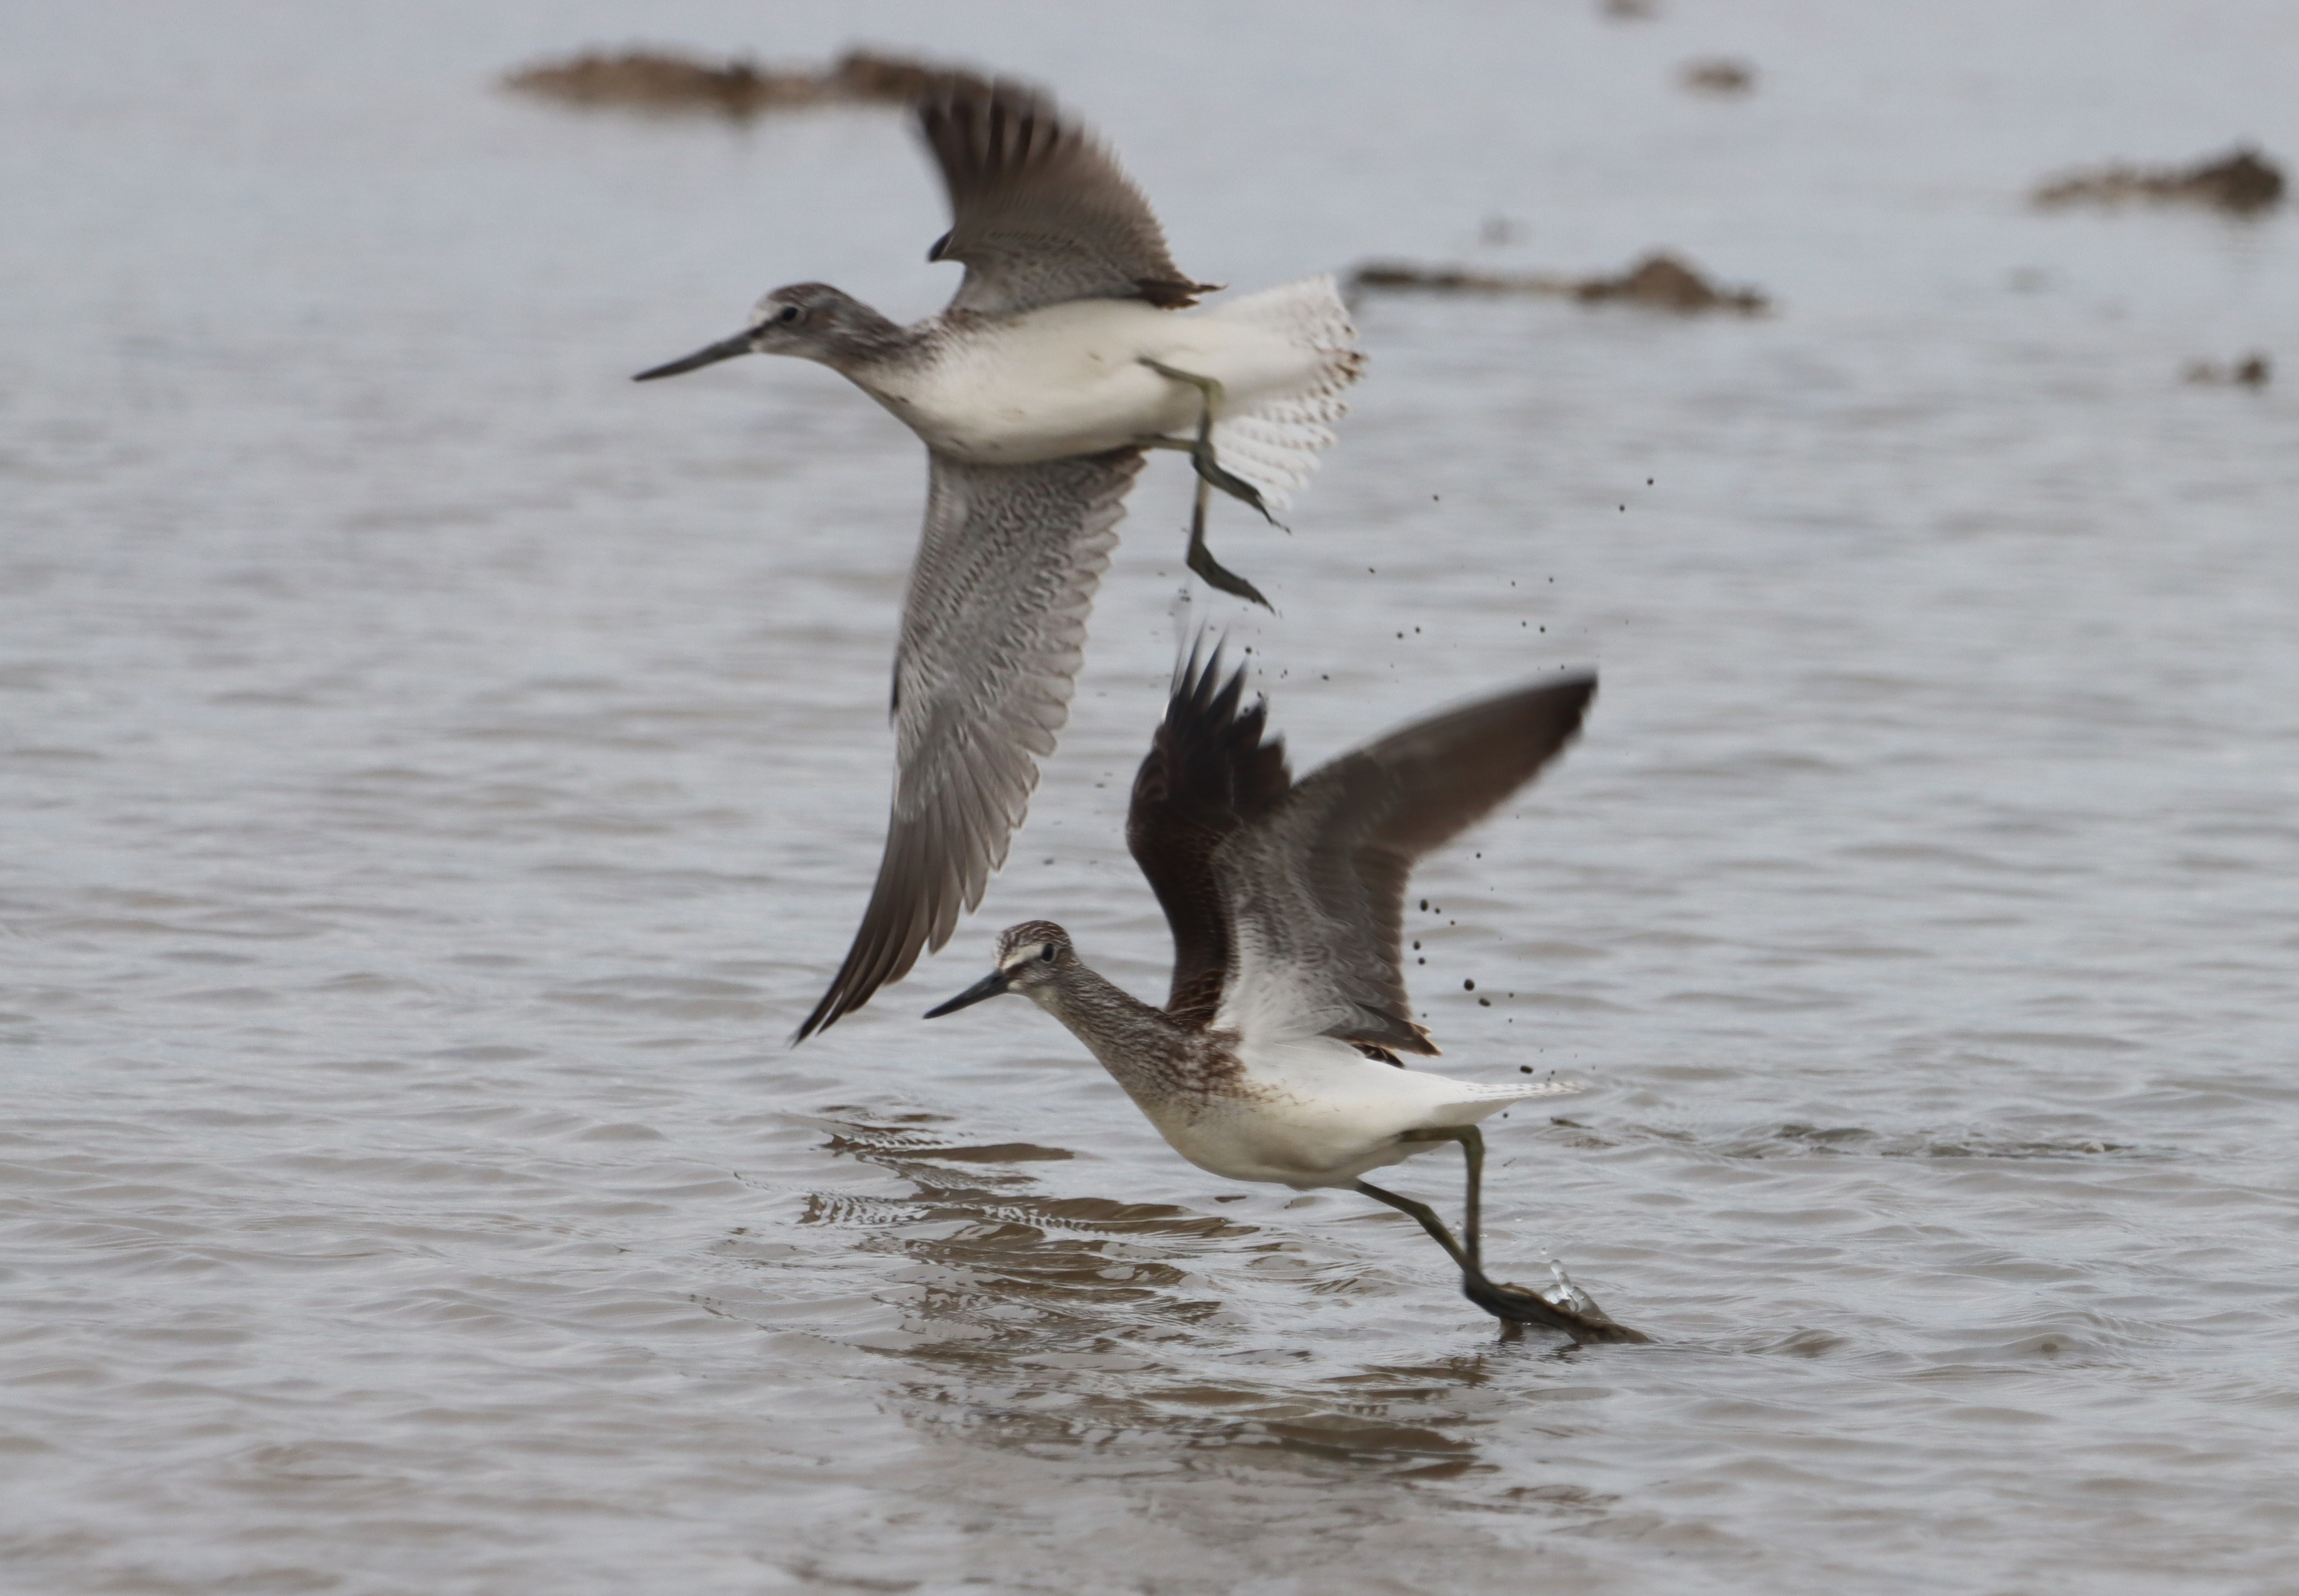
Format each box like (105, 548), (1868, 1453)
(1133, 648), (1594, 1058)
(1126, 656), (1290, 1026)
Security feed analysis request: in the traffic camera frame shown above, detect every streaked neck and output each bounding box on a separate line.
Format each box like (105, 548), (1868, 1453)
(815, 305), (924, 377)
(1033, 965), (1203, 1104)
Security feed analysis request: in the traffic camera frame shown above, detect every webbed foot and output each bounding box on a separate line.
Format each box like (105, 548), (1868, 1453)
(1185, 480), (1273, 609)
(1463, 1271), (1649, 1345)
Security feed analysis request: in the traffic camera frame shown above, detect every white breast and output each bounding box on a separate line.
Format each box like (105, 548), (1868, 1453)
(1142, 1034), (1546, 1190)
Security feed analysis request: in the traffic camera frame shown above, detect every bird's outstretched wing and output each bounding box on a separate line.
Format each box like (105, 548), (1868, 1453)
(795, 448), (1145, 1040)
(1125, 646), (1293, 1027)
(917, 77), (1214, 316)
(1210, 672), (1598, 1056)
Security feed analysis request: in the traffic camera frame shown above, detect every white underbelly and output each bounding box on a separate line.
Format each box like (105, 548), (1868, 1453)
(865, 300), (1321, 465)
(1131, 1032), (1538, 1189)
(1144, 1093), (1422, 1189)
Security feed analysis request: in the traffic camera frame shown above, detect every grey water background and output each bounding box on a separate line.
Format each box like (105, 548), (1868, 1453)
(5, 0), (2298, 1590)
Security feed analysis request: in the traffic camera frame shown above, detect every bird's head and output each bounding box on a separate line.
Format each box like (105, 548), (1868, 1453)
(633, 283), (896, 380)
(923, 921), (1077, 1017)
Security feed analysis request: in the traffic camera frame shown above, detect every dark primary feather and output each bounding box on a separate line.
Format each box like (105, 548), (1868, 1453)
(1125, 647), (1291, 1027)
(794, 448), (1145, 1040)
(917, 79), (1215, 316)
(1214, 672), (1597, 1056)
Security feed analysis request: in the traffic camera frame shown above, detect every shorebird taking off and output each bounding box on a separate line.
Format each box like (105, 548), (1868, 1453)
(923, 650), (1646, 1342)
(635, 72), (1363, 1040)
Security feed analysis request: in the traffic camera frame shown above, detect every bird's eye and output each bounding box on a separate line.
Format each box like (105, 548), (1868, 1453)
(1040, 945), (1056, 963)
(777, 305), (801, 323)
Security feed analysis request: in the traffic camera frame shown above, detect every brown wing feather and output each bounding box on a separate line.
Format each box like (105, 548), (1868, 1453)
(793, 449), (1145, 1040)
(1125, 647), (1292, 1027)
(917, 78), (1214, 316)
(1216, 674), (1596, 1056)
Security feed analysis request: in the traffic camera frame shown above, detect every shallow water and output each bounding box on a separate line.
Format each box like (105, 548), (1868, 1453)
(5, 1), (2298, 1591)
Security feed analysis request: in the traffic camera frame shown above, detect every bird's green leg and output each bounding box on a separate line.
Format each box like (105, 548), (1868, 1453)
(1140, 360), (1279, 522)
(1141, 359), (1276, 611)
(1399, 1124), (1484, 1271)
(1354, 1178), (1475, 1273)
(1185, 470), (1272, 610)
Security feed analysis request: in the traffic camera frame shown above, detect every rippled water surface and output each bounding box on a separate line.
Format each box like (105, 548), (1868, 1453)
(7, 2), (2299, 1591)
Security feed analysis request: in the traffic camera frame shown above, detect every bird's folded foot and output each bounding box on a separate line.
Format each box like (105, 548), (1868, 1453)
(1186, 515), (1272, 609)
(1187, 448), (1279, 526)
(1143, 358), (1282, 609)
(1463, 1270), (1649, 1345)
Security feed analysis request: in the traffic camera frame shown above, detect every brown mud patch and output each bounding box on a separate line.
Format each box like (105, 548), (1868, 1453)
(1680, 59), (1756, 96)
(501, 46), (947, 119)
(2032, 145), (2285, 214)
(1349, 251), (1769, 314)
(2183, 353), (2272, 389)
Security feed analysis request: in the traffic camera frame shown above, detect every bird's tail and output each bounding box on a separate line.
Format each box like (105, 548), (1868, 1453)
(1416, 1077), (1588, 1129)
(1206, 275), (1365, 511)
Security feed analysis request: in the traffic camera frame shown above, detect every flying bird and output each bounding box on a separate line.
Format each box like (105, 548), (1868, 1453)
(923, 649), (1645, 1342)
(635, 72), (1363, 1039)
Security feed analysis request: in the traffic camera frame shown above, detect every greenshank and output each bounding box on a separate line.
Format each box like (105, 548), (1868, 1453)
(923, 650), (1646, 1343)
(635, 73), (1363, 1040)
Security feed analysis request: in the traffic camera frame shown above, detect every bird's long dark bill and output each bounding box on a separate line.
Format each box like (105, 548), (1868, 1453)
(923, 970), (1010, 1018)
(632, 331), (755, 382)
